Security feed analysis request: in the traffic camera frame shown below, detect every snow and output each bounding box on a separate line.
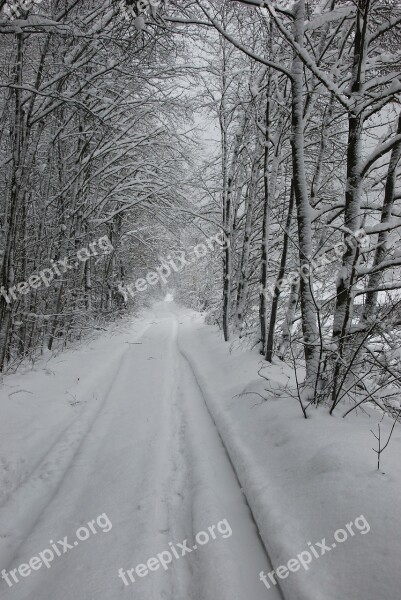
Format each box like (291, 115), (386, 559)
(0, 306), (279, 599)
(305, 6), (356, 32)
(0, 315), (152, 573)
(177, 307), (401, 600)
(1, 303), (400, 599)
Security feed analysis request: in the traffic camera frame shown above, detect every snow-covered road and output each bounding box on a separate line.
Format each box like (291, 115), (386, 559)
(0, 303), (279, 600)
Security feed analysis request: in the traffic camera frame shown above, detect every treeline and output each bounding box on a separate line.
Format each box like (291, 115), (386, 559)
(169, 0), (401, 413)
(0, 0), (194, 370)
(1, 0), (401, 416)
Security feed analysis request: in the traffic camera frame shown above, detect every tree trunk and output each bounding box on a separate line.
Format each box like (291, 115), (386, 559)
(290, 0), (319, 397)
(235, 156), (258, 330)
(266, 182), (294, 362)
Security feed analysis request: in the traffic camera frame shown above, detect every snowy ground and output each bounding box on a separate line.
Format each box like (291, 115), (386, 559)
(1, 302), (400, 599)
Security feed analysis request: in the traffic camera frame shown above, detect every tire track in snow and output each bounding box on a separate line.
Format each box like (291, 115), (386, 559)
(174, 314), (285, 600)
(153, 315), (195, 600)
(1, 317), (187, 600)
(0, 323), (151, 572)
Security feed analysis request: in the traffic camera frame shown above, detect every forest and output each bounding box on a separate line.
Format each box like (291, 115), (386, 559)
(1, 0), (400, 413)
(0, 2), (401, 599)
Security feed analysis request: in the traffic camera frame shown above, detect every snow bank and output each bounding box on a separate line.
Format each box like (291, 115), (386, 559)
(177, 310), (401, 600)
